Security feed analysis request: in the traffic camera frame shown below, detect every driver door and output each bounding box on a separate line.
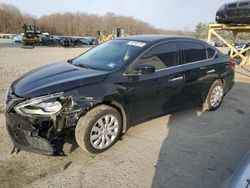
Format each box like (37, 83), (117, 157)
(126, 42), (183, 124)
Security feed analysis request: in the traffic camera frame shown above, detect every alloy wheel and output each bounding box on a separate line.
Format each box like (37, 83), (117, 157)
(210, 85), (223, 108)
(90, 115), (119, 149)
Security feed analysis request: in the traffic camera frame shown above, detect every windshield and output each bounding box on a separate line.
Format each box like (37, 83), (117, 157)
(71, 40), (147, 70)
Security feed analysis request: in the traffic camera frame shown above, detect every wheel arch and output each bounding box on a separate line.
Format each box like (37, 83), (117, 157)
(95, 100), (128, 133)
(202, 78), (225, 102)
(220, 77), (227, 93)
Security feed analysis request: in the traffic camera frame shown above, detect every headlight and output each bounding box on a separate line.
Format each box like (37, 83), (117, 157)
(14, 92), (63, 116)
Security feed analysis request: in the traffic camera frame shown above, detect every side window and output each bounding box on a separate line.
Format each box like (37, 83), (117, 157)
(206, 47), (216, 59)
(180, 42), (207, 64)
(136, 42), (178, 70)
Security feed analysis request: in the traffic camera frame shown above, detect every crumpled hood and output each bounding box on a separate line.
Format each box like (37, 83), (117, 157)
(12, 61), (109, 98)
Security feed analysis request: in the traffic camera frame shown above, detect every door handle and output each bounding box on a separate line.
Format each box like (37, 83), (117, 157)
(206, 69), (215, 74)
(169, 76), (183, 82)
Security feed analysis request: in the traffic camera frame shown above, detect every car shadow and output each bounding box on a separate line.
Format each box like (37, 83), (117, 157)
(62, 82), (250, 188)
(65, 128), (79, 154)
(151, 82), (250, 188)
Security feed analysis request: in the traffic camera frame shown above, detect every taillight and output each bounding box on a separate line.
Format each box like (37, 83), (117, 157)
(230, 59), (236, 70)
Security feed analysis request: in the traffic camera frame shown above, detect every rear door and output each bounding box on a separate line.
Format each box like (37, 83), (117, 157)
(179, 41), (218, 105)
(152, 42), (185, 114)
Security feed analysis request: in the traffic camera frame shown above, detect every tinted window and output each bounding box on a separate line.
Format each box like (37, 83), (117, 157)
(136, 43), (178, 70)
(228, 3), (237, 8)
(180, 42), (207, 64)
(207, 48), (216, 59)
(238, 2), (249, 8)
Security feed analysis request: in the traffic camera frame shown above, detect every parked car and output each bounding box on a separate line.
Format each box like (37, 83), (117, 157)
(216, 0), (250, 24)
(210, 41), (226, 47)
(3, 35), (235, 155)
(0, 34), (12, 39)
(71, 37), (83, 46)
(220, 152), (250, 188)
(50, 35), (63, 46)
(13, 35), (22, 43)
(82, 37), (95, 45)
(228, 42), (250, 64)
(228, 42), (249, 55)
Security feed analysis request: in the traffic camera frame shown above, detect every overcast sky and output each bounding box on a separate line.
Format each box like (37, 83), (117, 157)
(0, 0), (233, 30)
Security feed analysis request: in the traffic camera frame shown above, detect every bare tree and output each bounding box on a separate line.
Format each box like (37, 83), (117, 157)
(0, 3), (192, 37)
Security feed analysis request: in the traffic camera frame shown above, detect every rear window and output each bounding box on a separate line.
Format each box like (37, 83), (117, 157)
(207, 48), (216, 59)
(180, 42), (207, 64)
(238, 2), (249, 8)
(136, 42), (178, 70)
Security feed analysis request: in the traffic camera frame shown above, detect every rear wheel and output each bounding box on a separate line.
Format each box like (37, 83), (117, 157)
(75, 105), (122, 154)
(203, 80), (224, 111)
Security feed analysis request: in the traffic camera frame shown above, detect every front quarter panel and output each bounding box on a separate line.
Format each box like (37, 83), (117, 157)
(63, 72), (131, 130)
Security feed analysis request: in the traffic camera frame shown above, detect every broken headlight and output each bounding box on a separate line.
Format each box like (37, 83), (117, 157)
(14, 92), (64, 116)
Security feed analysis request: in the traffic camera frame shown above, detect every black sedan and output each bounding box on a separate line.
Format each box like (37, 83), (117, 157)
(216, 0), (250, 24)
(3, 35), (235, 155)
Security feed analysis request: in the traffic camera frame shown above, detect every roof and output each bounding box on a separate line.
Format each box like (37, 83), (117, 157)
(119, 34), (193, 43)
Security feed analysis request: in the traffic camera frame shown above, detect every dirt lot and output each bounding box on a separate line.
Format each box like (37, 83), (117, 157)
(0, 47), (250, 188)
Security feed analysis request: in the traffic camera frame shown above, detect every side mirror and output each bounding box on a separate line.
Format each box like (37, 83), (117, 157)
(134, 64), (155, 74)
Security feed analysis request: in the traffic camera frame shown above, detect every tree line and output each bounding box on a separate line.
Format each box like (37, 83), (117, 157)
(0, 3), (191, 37)
(2, 3), (249, 41)
(193, 22), (250, 41)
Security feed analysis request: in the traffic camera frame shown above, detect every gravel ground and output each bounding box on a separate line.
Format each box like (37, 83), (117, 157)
(0, 47), (86, 100)
(0, 47), (250, 188)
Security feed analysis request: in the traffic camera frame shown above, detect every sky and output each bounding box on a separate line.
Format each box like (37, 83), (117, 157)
(0, 0), (233, 30)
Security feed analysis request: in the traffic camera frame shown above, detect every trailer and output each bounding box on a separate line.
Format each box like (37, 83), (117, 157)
(208, 23), (250, 66)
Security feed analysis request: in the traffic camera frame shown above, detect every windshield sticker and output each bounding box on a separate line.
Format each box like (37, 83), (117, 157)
(107, 62), (116, 68)
(127, 41), (146, 47)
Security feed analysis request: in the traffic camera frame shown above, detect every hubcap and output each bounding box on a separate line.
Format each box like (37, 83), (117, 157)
(90, 115), (119, 149)
(210, 85), (223, 108)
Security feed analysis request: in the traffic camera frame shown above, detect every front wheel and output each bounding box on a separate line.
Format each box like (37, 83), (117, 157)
(75, 105), (122, 154)
(203, 80), (224, 111)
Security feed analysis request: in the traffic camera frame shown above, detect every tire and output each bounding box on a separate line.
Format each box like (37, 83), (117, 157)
(75, 105), (122, 154)
(203, 80), (224, 111)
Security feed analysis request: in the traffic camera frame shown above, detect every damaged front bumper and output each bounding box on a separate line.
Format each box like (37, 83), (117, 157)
(4, 88), (89, 156)
(5, 113), (66, 155)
